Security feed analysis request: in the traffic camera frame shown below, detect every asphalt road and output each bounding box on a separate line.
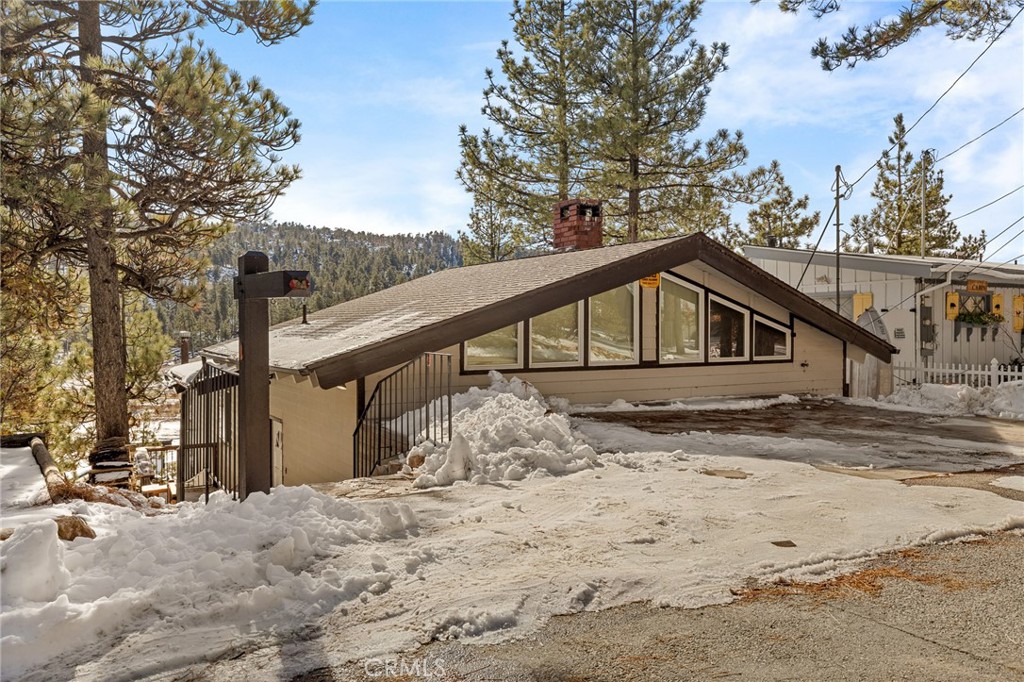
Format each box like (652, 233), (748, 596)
(310, 532), (1024, 682)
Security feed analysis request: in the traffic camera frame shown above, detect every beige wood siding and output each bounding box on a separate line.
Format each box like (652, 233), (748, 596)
(270, 377), (355, 485)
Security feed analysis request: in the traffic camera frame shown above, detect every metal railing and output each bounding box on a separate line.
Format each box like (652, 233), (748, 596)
(179, 363), (240, 501)
(353, 353), (452, 479)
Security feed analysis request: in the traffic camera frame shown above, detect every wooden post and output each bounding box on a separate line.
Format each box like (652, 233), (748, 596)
(237, 251), (271, 499)
(233, 252), (311, 500)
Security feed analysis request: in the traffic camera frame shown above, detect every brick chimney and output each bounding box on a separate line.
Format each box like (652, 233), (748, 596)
(553, 199), (603, 251)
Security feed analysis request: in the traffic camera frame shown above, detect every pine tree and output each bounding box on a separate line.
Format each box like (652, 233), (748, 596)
(457, 0), (590, 247)
(47, 296), (174, 470)
(583, 0), (777, 242)
(763, 0), (1024, 70)
(1, 1), (312, 452)
(459, 190), (522, 265)
(744, 170), (820, 248)
(844, 114), (966, 256)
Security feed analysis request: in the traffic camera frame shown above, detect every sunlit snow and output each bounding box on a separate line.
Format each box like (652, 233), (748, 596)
(2, 375), (1022, 681)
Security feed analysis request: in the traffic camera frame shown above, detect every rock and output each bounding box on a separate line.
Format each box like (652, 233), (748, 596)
(407, 452), (426, 469)
(0, 516), (95, 542)
(55, 515), (96, 541)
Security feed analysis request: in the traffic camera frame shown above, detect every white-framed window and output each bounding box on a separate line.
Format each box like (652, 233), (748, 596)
(464, 322), (523, 370)
(530, 302), (584, 367)
(659, 274), (703, 363)
(753, 315), (791, 361)
(589, 283), (639, 365)
(708, 294), (749, 361)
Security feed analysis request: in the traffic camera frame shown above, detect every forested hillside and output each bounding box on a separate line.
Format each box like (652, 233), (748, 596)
(156, 222), (462, 350)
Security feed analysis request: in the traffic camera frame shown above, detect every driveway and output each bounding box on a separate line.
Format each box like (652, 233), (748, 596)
(573, 398), (1024, 488)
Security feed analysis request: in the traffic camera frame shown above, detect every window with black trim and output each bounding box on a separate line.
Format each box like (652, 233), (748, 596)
(708, 296), (748, 360)
(464, 323), (522, 369)
(660, 275), (702, 363)
(589, 283), (638, 364)
(753, 316), (791, 360)
(530, 302), (583, 366)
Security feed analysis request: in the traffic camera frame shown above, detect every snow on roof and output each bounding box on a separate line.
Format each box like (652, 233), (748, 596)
(202, 236), (694, 377)
(199, 234), (897, 387)
(164, 359), (205, 386)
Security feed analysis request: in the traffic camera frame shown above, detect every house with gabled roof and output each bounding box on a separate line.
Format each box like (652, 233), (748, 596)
(743, 245), (1024, 372)
(177, 200), (896, 487)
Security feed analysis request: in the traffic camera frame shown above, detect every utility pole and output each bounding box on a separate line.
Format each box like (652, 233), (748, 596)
(920, 150), (931, 258)
(834, 165), (842, 314)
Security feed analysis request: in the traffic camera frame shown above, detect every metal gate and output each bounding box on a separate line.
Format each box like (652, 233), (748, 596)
(179, 363), (241, 501)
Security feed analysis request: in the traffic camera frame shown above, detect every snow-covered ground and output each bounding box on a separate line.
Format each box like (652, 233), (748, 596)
(852, 380), (1024, 421)
(2, 376), (1023, 682)
(0, 447), (65, 530)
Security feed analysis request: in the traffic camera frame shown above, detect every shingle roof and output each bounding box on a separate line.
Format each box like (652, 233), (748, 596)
(203, 233), (896, 388)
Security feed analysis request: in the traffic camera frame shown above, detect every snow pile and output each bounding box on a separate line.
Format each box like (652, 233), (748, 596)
(572, 393), (800, 413)
(989, 381), (1024, 420)
(0, 486), (418, 679)
(0, 520), (70, 603)
(1, 446), (51, 509)
(882, 381), (1024, 421)
(411, 374), (597, 488)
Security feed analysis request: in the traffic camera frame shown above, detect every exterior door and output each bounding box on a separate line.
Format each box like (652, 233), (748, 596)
(271, 417), (284, 486)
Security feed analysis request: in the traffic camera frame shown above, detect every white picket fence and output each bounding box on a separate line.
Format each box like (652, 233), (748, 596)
(893, 358), (1024, 388)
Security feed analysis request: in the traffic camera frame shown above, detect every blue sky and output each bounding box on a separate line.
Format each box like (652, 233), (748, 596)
(200, 1), (1024, 261)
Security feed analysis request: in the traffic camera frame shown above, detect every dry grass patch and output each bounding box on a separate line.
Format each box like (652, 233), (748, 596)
(49, 478), (167, 512)
(737, 565), (974, 603)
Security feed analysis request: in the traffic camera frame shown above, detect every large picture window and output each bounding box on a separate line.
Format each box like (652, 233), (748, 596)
(464, 323), (522, 369)
(708, 296), (748, 361)
(530, 302), (582, 366)
(589, 283), (638, 364)
(660, 276), (702, 363)
(753, 316), (791, 360)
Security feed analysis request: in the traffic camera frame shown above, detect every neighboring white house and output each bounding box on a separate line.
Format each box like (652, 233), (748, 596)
(743, 246), (1024, 373)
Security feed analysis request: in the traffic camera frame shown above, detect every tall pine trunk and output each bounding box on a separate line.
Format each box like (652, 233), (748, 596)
(78, 1), (129, 449)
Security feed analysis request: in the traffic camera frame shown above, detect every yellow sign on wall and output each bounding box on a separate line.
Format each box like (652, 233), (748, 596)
(945, 291), (960, 320)
(639, 274), (661, 289)
(1013, 295), (1024, 332)
(966, 279), (988, 293)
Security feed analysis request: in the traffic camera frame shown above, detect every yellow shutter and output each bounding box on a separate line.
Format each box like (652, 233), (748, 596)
(1013, 295), (1024, 332)
(945, 292), (960, 320)
(991, 294), (1004, 318)
(853, 292), (873, 320)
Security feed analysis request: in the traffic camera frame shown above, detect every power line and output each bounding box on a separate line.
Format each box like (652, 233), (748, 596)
(878, 214), (1024, 319)
(846, 5), (1024, 192)
(936, 107), (1024, 162)
(950, 184), (1024, 222)
(796, 202), (837, 288)
(966, 223), (1024, 274)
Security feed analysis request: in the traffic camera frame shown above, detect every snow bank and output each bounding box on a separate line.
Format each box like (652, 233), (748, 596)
(1, 446), (51, 509)
(411, 373), (597, 488)
(0, 486), (418, 680)
(879, 381), (1024, 421)
(572, 393), (800, 413)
